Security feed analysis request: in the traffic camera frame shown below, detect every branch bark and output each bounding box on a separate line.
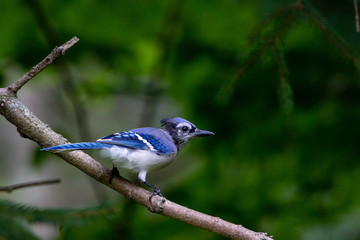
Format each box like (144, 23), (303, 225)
(0, 37), (273, 240)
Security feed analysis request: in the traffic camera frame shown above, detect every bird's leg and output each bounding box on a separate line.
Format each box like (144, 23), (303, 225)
(142, 180), (163, 201)
(138, 171), (163, 201)
(109, 165), (120, 184)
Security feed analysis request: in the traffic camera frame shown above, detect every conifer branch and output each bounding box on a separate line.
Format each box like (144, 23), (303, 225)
(302, 1), (360, 75)
(217, 2), (299, 103)
(0, 200), (117, 226)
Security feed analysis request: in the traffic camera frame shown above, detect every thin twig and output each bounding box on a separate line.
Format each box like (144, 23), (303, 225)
(0, 179), (61, 193)
(354, 0), (360, 32)
(8, 37), (79, 94)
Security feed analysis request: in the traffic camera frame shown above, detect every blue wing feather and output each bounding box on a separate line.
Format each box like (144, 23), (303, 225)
(131, 128), (177, 155)
(97, 130), (175, 155)
(96, 138), (148, 150)
(96, 131), (150, 151)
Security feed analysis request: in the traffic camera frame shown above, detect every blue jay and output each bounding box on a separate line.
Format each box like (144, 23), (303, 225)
(41, 117), (214, 198)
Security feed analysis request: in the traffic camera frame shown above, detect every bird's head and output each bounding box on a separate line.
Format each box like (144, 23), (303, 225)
(161, 117), (214, 149)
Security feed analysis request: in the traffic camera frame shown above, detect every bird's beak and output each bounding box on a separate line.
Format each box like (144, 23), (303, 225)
(192, 129), (215, 137)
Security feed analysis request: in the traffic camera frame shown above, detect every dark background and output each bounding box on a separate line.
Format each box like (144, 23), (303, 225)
(0, 0), (359, 239)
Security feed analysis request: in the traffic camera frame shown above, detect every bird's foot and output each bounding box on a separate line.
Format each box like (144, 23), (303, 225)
(143, 180), (163, 202)
(147, 188), (166, 213)
(109, 166), (120, 184)
(141, 179), (165, 202)
(149, 188), (163, 202)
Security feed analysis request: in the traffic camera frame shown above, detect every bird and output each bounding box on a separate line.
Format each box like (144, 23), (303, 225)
(41, 117), (214, 199)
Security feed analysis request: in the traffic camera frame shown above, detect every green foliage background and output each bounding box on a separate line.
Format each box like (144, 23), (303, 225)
(0, 0), (360, 239)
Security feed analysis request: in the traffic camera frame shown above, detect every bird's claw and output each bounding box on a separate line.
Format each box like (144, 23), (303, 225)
(109, 166), (120, 184)
(149, 188), (163, 202)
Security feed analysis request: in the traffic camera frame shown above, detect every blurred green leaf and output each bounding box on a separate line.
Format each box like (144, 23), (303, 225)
(1, 0), (360, 240)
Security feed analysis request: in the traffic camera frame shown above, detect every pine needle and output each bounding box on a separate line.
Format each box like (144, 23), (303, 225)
(272, 44), (294, 114)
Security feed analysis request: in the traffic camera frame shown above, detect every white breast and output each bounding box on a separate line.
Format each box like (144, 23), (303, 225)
(101, 146), (177, 173)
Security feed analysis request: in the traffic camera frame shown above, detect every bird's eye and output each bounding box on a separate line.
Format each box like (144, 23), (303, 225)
(182, 126), (189, 132)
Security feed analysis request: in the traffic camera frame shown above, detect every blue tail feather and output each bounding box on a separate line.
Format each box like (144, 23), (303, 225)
(41, 142), (112, 152)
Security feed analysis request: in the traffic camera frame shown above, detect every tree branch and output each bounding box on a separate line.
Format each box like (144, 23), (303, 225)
(0, 179), (61, 193)
(7, 36), (79, 94)
(0, 37), (272, 240)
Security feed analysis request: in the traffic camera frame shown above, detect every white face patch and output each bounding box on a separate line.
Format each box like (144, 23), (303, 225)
(176, 122), (192, 129)
(175, 122), (193, 136)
